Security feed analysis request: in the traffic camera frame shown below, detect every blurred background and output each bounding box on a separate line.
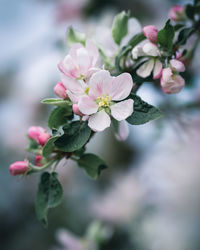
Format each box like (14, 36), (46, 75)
(1, 0), (200, 249)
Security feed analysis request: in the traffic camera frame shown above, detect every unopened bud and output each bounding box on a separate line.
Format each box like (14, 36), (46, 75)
(54, 82), (67, 99)
(72, 104), (83, 116)
(142, 25), (158, 43)
(9, 161), (29, 176)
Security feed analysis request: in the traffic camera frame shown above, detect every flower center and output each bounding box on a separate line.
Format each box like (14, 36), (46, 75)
(85, 87), (90, 95)
(96, 94), (112, 108)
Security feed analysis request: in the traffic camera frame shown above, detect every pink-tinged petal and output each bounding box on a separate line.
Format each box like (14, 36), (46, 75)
(142, 25), (158, 43)
(78, 96), (98, 115)
(54, 82), (67, 99)
(169, 5), (185, 22)
(161, 74), (185, 94)
(162, 67), (173, 82)
(76, 47), (92, 76)
(38, 132), (50, 146)
(69, 43), (83, 59)
(61, 74), (84, 94)
(110, 73), (133, 101)
(9, 161), (29, 176)
(110, 99), (134, 121)
(114, 120), (129, 141)
(131, 45), (145, 59)
(88, 70), (112, 98)
(136, 59), (154, 78)
(87, 67), (100, 78)
(143, 42), (160, 57)
(58, 55), (79, 78)
(67, 90), (82, 103)
(86, 39), (99, 66)
(88, 110), (111, 132)
(82, 115), (89, 121)
(153, 59), (163, 79)
(72, 104), (84, 116)
(170, 59), (185, 72)
(28, 126), (45, 142)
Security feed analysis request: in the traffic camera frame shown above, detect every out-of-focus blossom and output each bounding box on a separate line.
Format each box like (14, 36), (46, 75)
(143, 25), (158, 43)
(161, 59), (185, 94)
(114, 120), (129, 141)
(28, 126), (50, 146)
(169, 5), (185, 22)
(132, 42), (162, 79)
(9, 161), (29, 176)
(77, 70), (134, 132)
(58, 40), (99, 82)
(54, 82), (67, 99)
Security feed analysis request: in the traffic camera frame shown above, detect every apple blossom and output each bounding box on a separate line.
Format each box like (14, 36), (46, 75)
(169, 5), (185, 22)
(54, 82), (67, 99)
(142, 25), (158, 43)
(77, 70), (134, 132)
(9, 161), (29, 176)
(58, 40), (99, 81)
(35, 155), (43, 167)
(28, 126), (50, 146)
(72, 104), (84, 116)
(132, 42), (162, 79)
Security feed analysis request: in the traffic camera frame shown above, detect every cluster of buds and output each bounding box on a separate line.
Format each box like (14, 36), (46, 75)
(9, 126), (50, 176)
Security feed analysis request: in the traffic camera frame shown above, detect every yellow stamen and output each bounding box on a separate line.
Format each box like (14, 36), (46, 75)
(96, 94), (112, 108)
(85, 87), (90, 95)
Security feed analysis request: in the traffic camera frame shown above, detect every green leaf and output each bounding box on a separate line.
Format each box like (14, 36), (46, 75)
(55, 121), (91, 152)
(185, 4), (195, 19)
(66, 26), (86, 46)
(112, 11), (130, 45)
(78, 153), (107, 179)
(126, 94), (162, 125)
(177, 27), (195, 46)
(35, 172), (63, 227)
(128, 32), (146, 47)
(157, 20), (174, 51)
(42, 136), (59, 158)
(41, 98), (72, 108)
(48, 106), (72, 129)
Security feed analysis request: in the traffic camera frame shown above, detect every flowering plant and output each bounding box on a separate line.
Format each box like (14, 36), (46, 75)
(9, 0), (200, 226)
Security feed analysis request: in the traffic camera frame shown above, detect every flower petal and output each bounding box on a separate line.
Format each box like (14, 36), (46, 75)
(61, 74), (84, 94)
(132, 45), (145, 59)
(76, 48), (92, 76)
(153, 59), (163, 79)
(110, 73), (133, 101)
(136, 59), (154, 78)
(170, 59), (185, 72)
(143, 42), (160, 57)
(86, 39), (99, 66)
(111, 99), (134, 121)
(88, 110), (111, 132)
(162, 68), (173, 82)
(58, 55), (78, 78)
(78, 96), (98, 115)
(114, 120), (129, 141)
(88, 70), (112, 98)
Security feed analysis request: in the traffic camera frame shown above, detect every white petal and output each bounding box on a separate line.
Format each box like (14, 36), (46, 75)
(86, 39), (99, 66)
(67, 90), (84, 104)
(115, 121), (129, 141)
(136, 59), (154, 78)
(61, 74), (84, 94)
(111, 99), (134, 121)
(170, 59), (185, 72)
(143, 42), (160, 57)
(110, 73), (133, 101)
(132, 45), (145, 59)
(78, 96), (98, 115)
(153, 59), (163, 79)
(76, 48), (92, 76)
(88, 110), (111, 132)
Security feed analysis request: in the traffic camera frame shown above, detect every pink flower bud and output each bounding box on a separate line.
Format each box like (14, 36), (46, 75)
(28, 126), (50, 146)
(35, 155), (43, 166)
(9, 161), (29, 176)
(169, 5), (185, 22)
(38, 132), (50, 146)
(142, 25), (158, 43)
(54, 82), (67, 99)
(72, 104), (84, 116)
(28, 126), (46, 142)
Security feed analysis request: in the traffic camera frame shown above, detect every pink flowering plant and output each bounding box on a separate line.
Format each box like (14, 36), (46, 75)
(9, 0), (200, 226)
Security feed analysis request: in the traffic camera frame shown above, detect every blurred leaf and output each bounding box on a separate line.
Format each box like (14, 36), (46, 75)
(128, 32), (146, 47)
(177, 27), (195, 46)
(26, 138), (40, 154)
(157, 20), (174, 51)
(41, 98), (72, 108)
(185, 4), (195, 19)
(55, 121), (91, 152)
(78, 153), (107, 179)
(126, 94), (162, 125)
(112, 11), (130, 45)
(35, 172), (63, 227)
(48, 106), (72, 129)
(42, 136), (59, 158)
(66, 26), (86, 46)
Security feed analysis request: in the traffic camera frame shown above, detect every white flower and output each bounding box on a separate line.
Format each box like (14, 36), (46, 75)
(77, 70), (134, 132)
